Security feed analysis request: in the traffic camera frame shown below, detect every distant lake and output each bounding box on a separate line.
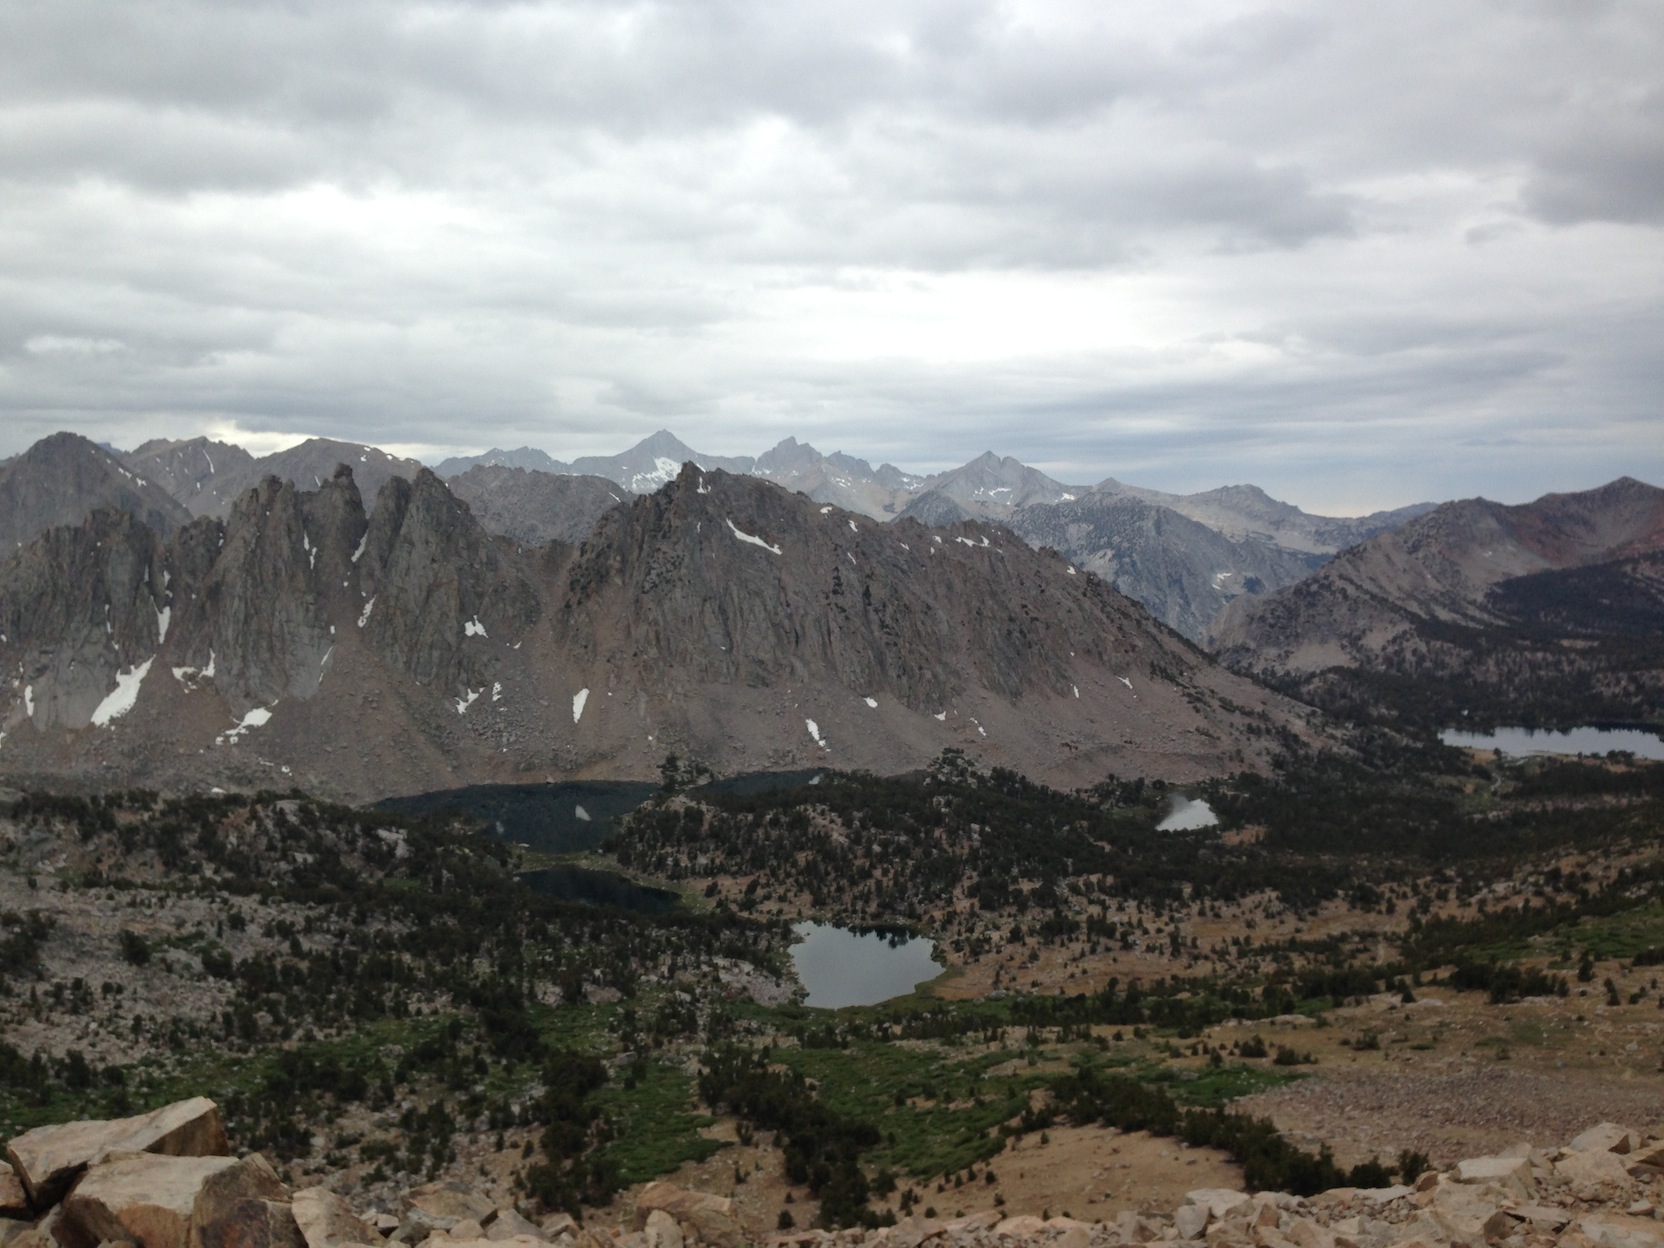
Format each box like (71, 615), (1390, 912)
(378, 770), (829, 855)
(379, 780), (658, 854)
(520, 864), (680, 914)
(791, 922), (940, 1009)
(1157, 796), (1219, 831)
(1441, 726), (1664, 761)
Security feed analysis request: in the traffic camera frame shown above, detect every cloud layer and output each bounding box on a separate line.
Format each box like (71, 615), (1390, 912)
(1, 0), (1659, 511)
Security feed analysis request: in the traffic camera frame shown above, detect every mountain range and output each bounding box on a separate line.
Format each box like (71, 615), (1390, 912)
(2, 426), (1657, 797)
(0, 447), (1313, 800)
(1210, 477), (1664, 729)
(122, 436), (426, 518)
(90, 429), (1435, 642)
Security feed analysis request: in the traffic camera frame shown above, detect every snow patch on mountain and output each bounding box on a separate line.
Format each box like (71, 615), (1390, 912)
(217, 705), (272, 745)
(629, 457), (681, 492)
(91, 658), (153, 727)
(726, 519), (781, 555)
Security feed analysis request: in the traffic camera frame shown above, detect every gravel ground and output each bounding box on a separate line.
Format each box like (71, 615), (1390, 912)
(1235, 1063), (1664, 1168)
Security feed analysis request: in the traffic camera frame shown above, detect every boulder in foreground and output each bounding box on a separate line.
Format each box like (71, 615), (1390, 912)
(60, 1153), (241, 1248)
(5, 1097), (229, 1210)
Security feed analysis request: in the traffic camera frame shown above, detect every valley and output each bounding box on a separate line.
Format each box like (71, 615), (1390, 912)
(3, 737), (1662, 1242)
(0, 428), (1660, 1248)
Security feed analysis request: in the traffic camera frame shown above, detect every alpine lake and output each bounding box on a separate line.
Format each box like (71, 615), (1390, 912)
(789, 921), (943, 1009)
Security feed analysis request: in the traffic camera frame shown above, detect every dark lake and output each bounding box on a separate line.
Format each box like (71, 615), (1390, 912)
(377, 770), (829, 855)
(518, 864), (681, 914)
(377, 780), (659, 854)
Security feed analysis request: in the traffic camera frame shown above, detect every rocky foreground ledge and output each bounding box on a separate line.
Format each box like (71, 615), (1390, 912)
(3, 1101), (1664, 1248)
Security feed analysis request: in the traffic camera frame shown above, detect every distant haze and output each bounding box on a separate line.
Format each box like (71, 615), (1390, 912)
(0, 2), (1659, 515)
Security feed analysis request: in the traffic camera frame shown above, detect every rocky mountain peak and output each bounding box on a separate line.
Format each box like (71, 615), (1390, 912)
(1504, 475), (1664, 563)
(434, 445), (566, 476)
(202, 475), (340, 713)
(565, 434), (755, 494)
(905, 452), (1080, 517)
(636, 430), (703, 460)
(1185, 483), (1298, 524)
(0, 431), (192, 554)
(359, 469), (540, 691)
(123, 437), (257, 510)
(555, 463), (1263, 740)
(117, 437), (422, 522)
(753, 436), (822, 475)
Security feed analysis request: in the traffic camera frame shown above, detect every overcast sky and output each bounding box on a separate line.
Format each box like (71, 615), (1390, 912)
(1, 0), (1660, 513)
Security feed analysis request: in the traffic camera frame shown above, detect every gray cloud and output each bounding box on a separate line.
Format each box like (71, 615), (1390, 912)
(0, 0), (1658, 512)
(1523, 96), (1664, 225)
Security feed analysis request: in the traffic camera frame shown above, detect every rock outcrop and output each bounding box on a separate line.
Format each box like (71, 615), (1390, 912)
(59, 1153), (248, 1248)
(7, 1101), (1664, 1248)
(291, 1185), (381, 1248)
(191, 1156), (302, 1248)
(6, 1096), (228, 1209)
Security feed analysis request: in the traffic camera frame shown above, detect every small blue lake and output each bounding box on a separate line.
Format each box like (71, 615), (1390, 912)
(1441, 726), (1664, 761)
(791, 922), (941, 1009)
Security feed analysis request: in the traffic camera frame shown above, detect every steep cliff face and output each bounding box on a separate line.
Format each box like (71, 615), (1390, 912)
(0, 508), (168, 731)
(543, 466), (1305, 784)
(355, 470), (543, 697)
(199, 476), (346, 713)
(0, 432), (191, 553)
(1004, 494), (1322, 642)
(0, 463), (1313, 799)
